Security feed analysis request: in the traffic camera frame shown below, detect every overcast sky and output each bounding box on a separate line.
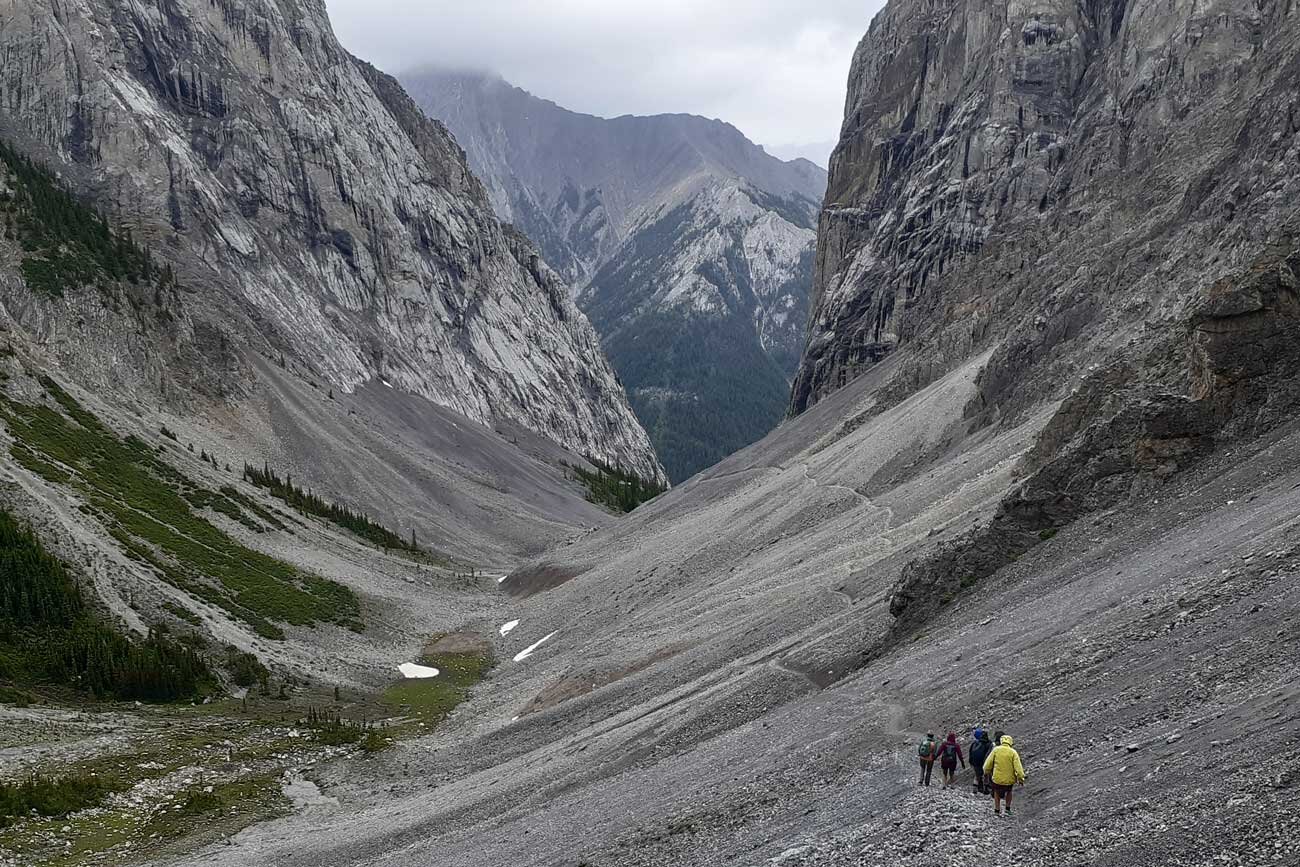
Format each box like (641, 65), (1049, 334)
(325, 1), (884, 165)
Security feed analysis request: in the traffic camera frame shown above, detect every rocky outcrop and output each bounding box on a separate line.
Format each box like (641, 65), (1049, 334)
(889, 240), (1300, 626)
(404, 69), (827, 480)
(0, 0), (662, 481)
(793, 0), (1300, 419)
(792, 0), (1300, 623)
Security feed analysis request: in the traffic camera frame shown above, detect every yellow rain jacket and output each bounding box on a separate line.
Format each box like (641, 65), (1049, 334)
(983, 735), (1026, 786)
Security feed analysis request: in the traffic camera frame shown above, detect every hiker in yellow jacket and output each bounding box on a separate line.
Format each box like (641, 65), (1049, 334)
(982, 734), (1026, 816)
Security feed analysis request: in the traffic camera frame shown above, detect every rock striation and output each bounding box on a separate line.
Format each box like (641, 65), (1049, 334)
(0, 0), (661, 481)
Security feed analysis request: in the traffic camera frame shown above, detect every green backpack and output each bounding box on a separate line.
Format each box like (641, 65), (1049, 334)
(918, 740), (934, 758)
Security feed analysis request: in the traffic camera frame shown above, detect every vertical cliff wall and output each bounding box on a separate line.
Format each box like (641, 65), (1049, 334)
(793, 0), (1299, 423)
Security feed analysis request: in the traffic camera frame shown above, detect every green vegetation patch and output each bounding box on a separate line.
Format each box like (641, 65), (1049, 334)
(0, 138), (178, 302)
(565, 458), (666, 514)
(1, 770), (290, 867)
(161, 600), (202, 626)
(0, 773), (120, 828)
(0, 378), (361, 639)
(0, 508), (212, 702)
(141, 775), (288, 842)
(382, 646), (493, 727)
(298, 706), (391, 749)
(219, 485), (287, 531)
(223, 646), (269, 690)
(243, 463), (419, 552)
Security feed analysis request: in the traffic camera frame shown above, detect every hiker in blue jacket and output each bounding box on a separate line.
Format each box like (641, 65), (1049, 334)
(969, 728), (993, 794)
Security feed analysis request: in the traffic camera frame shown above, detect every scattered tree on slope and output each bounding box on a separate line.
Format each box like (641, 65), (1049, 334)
(566, 459), (666, 513)
(242, 463), (420, 553)
(0, 509), (212, 703)
(0, 138), (176, 301)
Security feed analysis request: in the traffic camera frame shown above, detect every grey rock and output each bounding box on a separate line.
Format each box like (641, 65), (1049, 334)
(847, 43), (1300, 625)
(0, 0), (661, 482)
(791, 0), (1300, 443)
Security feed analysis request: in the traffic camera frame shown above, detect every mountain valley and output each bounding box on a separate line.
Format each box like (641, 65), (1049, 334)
(0, 0), (1297, 864)
(404, 70), (828, 480)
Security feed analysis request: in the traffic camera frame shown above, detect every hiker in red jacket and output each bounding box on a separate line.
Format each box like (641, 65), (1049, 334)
(936, 731), (965, 788)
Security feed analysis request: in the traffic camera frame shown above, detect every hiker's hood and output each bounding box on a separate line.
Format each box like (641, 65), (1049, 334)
(946, 733), (957, 743)
(1001, 735), (1014, 746)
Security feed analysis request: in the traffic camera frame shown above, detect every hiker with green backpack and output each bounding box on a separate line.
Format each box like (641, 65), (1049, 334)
(917, 732), (939, 786)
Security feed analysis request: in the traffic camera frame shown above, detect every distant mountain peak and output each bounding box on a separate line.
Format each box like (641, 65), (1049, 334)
(403, 68), (827, 482)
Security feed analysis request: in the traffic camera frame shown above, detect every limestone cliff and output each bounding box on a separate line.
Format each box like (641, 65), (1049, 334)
(793, 0), (1299, 422)
(794, 0), (1300, 622)
(0, 0), (662, 481)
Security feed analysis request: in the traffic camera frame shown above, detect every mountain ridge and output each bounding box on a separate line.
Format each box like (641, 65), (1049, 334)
(404, 67), (827, 480)
(0, 0), (662, 483)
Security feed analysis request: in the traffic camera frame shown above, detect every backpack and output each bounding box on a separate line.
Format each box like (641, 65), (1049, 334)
(918, 740), (934, 758)
(941, 742), (958, 760)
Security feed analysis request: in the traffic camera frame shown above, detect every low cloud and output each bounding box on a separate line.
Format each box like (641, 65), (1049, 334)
(326, 0), (884, 157)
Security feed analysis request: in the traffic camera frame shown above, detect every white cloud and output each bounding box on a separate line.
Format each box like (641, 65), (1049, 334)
(324, 0), (884, 152)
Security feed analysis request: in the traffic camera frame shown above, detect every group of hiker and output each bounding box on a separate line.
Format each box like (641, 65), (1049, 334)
(917, 728), (1026, 816)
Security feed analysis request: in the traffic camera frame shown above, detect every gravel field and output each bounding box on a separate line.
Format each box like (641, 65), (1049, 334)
(156, 363), (1299, 867)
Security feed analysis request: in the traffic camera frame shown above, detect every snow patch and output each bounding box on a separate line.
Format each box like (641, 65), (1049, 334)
(399, 662), (440, 679)
(499, 619), (520, 636)
(512, 631), (557, 663)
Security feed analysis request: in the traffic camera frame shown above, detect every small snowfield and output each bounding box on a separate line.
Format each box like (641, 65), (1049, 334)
(398, 662), (440, 679)
(512, 632), (557, 662)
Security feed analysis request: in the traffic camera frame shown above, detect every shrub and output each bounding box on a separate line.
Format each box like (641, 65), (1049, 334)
(0, 773), (117, 827)
(360, 730), (390, 753)
(223, 647), (268, 690)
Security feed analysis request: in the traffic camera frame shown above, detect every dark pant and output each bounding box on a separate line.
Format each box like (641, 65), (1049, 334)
(919, 759), (934, 786)
(974, 768), (987, 792)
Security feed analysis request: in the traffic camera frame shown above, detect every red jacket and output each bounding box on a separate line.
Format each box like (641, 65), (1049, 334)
(936, 739), (965, 765)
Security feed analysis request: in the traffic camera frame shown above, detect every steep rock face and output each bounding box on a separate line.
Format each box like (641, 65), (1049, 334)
(794, 0), (1300, 623)
(404, 70), (826, 481)
(792, 0), (1300, 420)
(0, 0), (661, 481)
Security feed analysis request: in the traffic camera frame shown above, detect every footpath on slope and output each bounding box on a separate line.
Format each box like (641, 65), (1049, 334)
(771, 729), (1010, 867)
